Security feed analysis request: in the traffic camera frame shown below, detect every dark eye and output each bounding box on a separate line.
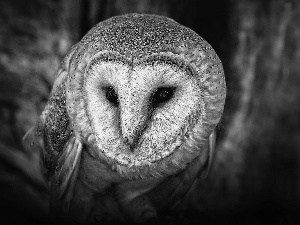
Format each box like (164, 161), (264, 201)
(105, 86), (118, 105)
(152, 87), (175, 106)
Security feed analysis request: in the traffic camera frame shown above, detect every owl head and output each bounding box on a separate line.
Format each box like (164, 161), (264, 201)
(60, 14), (225, 179)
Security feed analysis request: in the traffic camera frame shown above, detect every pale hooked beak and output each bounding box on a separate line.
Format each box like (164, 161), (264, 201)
(120, 107), (149, 153)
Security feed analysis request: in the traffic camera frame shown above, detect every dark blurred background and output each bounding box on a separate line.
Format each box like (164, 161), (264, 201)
(0, 0), (299, 224)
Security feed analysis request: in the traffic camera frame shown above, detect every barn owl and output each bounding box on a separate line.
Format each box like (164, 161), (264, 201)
(23, 13), (226, 224)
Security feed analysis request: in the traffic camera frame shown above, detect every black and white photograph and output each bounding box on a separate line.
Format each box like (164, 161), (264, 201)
(0, 0), (299, 224)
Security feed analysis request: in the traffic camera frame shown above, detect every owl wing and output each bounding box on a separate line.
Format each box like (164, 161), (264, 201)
(23, 124), (82, 213)
(22, 46), (82, 214)
(146, 129), (216, 209)
(49, 134), (83, 215)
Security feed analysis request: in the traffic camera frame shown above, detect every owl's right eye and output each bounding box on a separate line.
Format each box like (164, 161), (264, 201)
(151, 87), (175, 107)
(105, 86), (119, 105)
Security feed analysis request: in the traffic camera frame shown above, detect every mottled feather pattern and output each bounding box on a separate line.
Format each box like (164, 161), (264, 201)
(23, 13), (226, 223)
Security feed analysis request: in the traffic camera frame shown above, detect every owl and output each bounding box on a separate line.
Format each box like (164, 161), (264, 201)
(23, 13), (226, 224)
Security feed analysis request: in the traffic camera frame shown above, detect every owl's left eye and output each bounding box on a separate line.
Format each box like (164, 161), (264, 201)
(105, 86), (119, 105)
(152, 87), (175, 106)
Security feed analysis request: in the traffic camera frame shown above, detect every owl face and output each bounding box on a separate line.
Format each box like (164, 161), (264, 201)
(65, 14), (226, 178)
(84, 52), (203, 168)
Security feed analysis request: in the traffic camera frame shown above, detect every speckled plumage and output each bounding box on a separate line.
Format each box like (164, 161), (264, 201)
(24, 14), (226, 224)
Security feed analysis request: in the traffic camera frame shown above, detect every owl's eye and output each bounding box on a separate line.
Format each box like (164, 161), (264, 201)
(152, 87), (175, 106)
(105, 86), (119, 105)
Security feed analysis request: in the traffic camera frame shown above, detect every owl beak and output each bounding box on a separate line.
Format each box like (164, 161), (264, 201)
(123, 136), (136, 152)
(122, 123), (146, 153)
(120, 115), (147, 153)
(119, 92), (149, 153)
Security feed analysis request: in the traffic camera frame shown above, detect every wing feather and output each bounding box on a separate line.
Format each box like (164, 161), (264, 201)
(52, 135), (82, 214)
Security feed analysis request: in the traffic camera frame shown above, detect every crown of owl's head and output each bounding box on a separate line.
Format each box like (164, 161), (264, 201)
(62, 13), (226, 179)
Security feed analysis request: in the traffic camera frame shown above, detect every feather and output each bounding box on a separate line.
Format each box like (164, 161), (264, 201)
(199, 129), (216, 178)
(145, 129), (215, 209)
(53, 135), (82, 213)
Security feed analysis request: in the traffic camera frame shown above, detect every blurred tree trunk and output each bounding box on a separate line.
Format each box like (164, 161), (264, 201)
(237, 0), (299, 214)
(0, 0), (78, 223)
(188, 0), (300, 221)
